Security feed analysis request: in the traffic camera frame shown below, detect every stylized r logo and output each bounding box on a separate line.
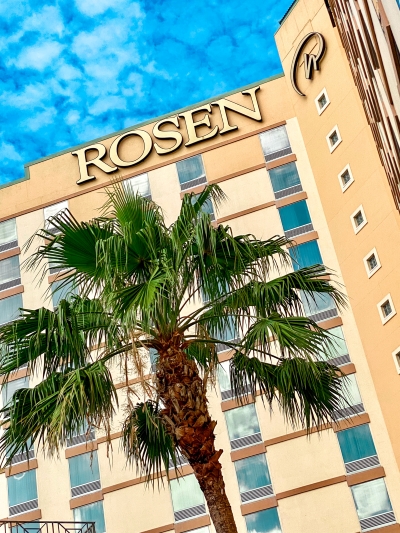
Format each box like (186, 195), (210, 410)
(290, 32), (326, 96)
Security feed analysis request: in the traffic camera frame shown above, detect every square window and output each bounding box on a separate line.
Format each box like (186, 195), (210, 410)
(176, 155), (207, 191)
(338, 164), (354, 192)
(382, 300), (392, 317)
(377, 294), (396, 324)
(326, 125), (342, 153)
(367, 254), (377, 271)
(329, 131), (339, 146)
(350, 205), (367, 234)
(315, 88), (330, 115)
(318, 93), (327, 109)
(391, 347), (400, 374)
(354, 211), (364, 227)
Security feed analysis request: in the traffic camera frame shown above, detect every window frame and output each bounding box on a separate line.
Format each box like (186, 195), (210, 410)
(391, 346), (400, 374)
(326, 125), (342, 153)
(363, 247), (381, 278)
(315, 88), (330, 115)
(350, 205), (367, 234)
(338, 164), (354, 192)
(377, 294), (396, 325)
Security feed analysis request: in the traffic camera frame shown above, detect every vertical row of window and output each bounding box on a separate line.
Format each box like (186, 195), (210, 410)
(0, 218), (22, 325)
(316, 89), (398, 356)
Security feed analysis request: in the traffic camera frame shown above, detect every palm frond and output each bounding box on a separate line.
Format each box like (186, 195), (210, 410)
(121, 400), (177, 485)
(230, 351), (346, 429)
(0, 361), (117, 465)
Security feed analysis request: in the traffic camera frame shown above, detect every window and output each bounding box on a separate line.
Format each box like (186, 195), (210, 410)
(363, 248), (381, 278)
(170, 474), (206, 522)
(51, 279), (78, 308)
(300, 291), (337, 322)
(289, 240), (322, 270)
(0, 218), (18, 252)
(235, 454), (273, 502)
(278, 200), (313, 238)
(149, 348), (158, 372)
(0, 256), (21, 291)
(191, 194), (215, 221)
(74, 501), (106, 533)
(392, 347), (400, 374)
(245, 507), (282, 533)
(0, 293), (23, 325)
(44, 200), (68, 234)
(2, 377), (29, 411)
(259, 125), (292, 162)
(218, 360), (231, 398)
(123, 173), (151, 199)
(66, 423), (95, 448)
(268, 162), (302, 199)
(334, 373), (364, 419)
(6, 438), (34, 466)
(326, 125), (342, 153)
(215, 316), (239, 352)
(176, 155), (207, 191)
(224, 403), (262, 449)
(321, 326), (350, 366)
(337, 424), (378, 473)
(315, 88), (330, 114)
(338, 164), (354, 192)
(351, 479), (395, 530)
(69, 451), (101, 497)
(377, 294), (396, 324)
(8, 469), (38, 515)
(350, 205), (367, 234)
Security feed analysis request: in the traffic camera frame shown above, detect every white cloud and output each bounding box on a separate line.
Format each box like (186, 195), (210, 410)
(57, 63), (82, 81)
(74, 0), (143, 17)
(0, 83), (50, 109)
(13, 41), (64, 71)
(24, 108), (54, 131)
(65, 110), (80, 125)
(23, 5), (64, 36)
(89, 95), (127, 116)
(1, 142), (23, 162)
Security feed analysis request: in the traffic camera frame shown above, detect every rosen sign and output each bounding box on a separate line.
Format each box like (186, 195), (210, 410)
(72, 86), (262, 185)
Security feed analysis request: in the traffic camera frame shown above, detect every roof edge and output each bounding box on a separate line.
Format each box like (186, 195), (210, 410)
(278, 0), (300, 27)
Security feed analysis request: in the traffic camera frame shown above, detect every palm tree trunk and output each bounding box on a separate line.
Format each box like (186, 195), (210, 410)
(157, 339), (238, 533)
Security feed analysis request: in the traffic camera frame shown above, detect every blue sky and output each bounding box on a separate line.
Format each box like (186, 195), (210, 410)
(0, 0), (293, 185)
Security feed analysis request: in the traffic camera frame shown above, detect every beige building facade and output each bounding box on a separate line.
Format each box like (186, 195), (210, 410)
(1, 0), (400, 532)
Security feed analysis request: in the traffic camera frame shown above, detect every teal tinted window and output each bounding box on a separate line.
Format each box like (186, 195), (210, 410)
(235, 454), (271, 493)
(351, 478), (392, 520)
(0, 293), (22, 325)
(300, 291), (335, 316)
(69, 451), (100, 488)
(325, 326), (348, 359)
(278, 200), (311, 231)
(74, 501), (106, 533)
(225, 404), (260, 441)
(218, 360), (231, 393)
(190, 194), (214, 218)
(245, 507), (282, 533)
(2, 377), (29, 408)
(289, 240), (322, 270)
(8, 469), (38, 506)
(51, 279), (78, 308)
(176, 155), (205, 185)
(170, 474), (204, 512)
(0, 219), (17, 246)
(268, 162), (300, 193)
(0, 256), (20, 284)
(337, 424), (376, 464)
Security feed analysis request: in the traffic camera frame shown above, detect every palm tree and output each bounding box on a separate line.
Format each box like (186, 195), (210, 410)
(0, 184), (347, 533)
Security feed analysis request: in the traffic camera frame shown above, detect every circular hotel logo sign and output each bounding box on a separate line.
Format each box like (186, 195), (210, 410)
(290, 32), (326, 96)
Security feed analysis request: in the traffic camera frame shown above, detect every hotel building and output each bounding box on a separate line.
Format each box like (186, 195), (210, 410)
(1, 0), (400, 532)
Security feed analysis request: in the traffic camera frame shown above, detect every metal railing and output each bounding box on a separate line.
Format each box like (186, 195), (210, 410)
(0, 522), (95, 533)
